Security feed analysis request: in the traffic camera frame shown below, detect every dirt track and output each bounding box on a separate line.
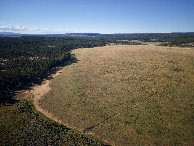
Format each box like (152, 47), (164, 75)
(29, 69), (82, 129)
(25, 66), (115, 146)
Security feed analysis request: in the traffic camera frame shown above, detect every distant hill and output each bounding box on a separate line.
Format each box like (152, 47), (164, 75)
(0, 32), (21, 37)
(171, 32), (194, 33)
(0, 32), (102, 37)
(1, 32), (194, 38)
(66, 33), (101, 36)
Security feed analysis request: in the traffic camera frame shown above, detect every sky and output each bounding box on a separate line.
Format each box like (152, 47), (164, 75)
(0, 0), (194, 34)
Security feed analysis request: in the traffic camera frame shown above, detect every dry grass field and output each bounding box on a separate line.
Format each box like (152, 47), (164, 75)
(39, 45), (194, 145)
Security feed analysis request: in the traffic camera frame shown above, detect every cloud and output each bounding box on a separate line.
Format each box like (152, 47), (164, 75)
(0, 24), (70, 34)
(0, 26), (12, 30)
(15, 25), (26, 30)
(0, 25), (45, 34)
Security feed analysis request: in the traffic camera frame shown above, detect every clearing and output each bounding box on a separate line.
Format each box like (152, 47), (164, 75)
(38, 45), (194, 145)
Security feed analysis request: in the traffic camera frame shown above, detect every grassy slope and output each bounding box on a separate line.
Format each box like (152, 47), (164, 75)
(40, 45), (194, 145)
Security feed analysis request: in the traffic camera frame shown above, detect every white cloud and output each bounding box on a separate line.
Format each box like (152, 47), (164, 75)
(15, 25), (25, 30)
(0, 24), (69, 34)
(0, 26), (12, 29)
(0, 25), (46, 34)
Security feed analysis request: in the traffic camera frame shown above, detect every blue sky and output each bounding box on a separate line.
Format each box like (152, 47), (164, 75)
(0, 0), (194, 34)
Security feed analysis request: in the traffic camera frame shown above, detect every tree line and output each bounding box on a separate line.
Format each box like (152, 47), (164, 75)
(97, 33), (194, 46)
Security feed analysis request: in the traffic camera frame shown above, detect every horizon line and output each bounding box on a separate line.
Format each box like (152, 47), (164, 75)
(1, 32), (194, 35)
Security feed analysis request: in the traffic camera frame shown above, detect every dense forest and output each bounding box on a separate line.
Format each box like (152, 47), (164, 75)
(1, 33), (194, 103)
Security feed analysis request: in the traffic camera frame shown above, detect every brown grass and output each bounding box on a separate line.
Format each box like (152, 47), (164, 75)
(39, 45), (194, 145)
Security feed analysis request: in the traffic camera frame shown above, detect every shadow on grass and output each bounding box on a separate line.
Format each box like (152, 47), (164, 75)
(1, 99), (20, 106)
(171, 67), (183, 72)
(83, 113), (117, 133)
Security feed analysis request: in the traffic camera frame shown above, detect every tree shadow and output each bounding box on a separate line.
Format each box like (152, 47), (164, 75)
(4, 99), (20, 106)
(2, 54), (79, 105)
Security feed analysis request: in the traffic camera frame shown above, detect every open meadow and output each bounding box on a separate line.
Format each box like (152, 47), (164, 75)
(39, 45), (194, 145)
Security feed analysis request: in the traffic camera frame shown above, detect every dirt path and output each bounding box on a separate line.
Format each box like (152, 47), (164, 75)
(28, 68), (86, 131)
(24, 66), (115, 146)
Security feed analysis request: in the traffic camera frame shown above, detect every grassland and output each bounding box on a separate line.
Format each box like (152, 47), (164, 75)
(39, 45), (194, 145)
